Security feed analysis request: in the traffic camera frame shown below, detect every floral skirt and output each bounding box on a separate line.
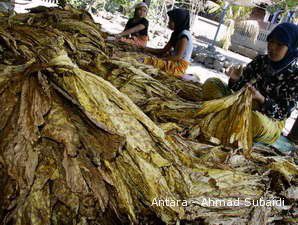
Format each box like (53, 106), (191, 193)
(144, 56), (190, 77)
(119, 35), (148, 47)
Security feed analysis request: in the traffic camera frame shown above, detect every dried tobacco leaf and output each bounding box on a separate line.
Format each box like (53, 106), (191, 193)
(195, 89), (253, 154)
(0, 7), (296, 225)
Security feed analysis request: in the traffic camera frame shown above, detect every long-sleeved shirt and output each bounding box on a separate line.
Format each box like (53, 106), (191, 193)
(228, 55), (298, 120)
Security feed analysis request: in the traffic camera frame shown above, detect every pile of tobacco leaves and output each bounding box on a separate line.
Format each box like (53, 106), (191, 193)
(0, 6), (297, 225)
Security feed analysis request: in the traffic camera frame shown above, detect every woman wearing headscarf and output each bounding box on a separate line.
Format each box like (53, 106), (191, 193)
(115, 2), (149, 47)
(201, 22), (298, 144)
(140, 8), (193, 77)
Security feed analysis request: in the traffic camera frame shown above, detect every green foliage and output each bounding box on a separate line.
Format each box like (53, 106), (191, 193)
(226, 5), (252, 20)
(58, 0), (67, 8)
(64, 0), (91, 9)
(208, 1), (252, 21)
(206, 1), (252, 50)
(267, 0), (298, 13)
(206, 1), (221, 14)
(105, 0), (136, 14)
(61, 0), (206, 23)
(63, 0), (106, 11)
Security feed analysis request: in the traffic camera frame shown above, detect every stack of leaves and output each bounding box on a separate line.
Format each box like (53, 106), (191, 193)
(97, 56), (202, 125)
(0, 6), (297, 225)
(192, 88), (253, 154)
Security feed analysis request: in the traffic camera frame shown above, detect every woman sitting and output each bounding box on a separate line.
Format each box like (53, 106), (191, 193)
(202, 23), (298, 145)
(141, 8), (193, 77)
(115, 2), (149, 47)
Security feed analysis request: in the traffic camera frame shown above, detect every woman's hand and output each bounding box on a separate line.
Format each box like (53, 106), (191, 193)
(226, 65), (243, 81)
(246, 83), (265, 104)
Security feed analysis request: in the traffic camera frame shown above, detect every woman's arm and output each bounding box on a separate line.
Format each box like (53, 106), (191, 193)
(261, 72), (298, 120)
(261, 93), (297, 120)
(118, 24), (146, 37)
(144, 41), (173, 55)
(166, 37), (188, 60)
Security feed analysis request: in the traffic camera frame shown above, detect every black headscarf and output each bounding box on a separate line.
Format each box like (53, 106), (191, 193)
(266, 22), (298, 71)
(167, 8), (190, 45)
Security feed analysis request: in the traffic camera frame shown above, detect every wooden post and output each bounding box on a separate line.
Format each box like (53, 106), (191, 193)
(208, 2), (230, 51)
